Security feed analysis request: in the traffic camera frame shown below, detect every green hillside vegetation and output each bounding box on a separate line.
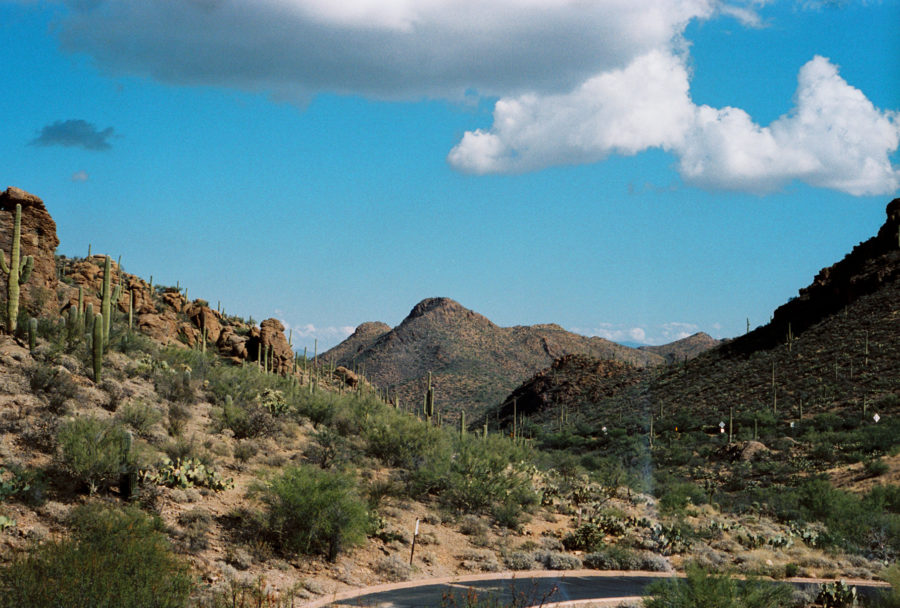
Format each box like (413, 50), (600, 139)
(0, 193), (897, 607)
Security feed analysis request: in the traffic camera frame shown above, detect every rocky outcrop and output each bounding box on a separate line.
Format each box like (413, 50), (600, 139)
(256, 319), (294, 375)
(493, 354), (646, 426)
(0, 187), (60, 318)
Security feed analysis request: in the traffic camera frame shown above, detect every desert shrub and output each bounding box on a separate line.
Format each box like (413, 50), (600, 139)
(864, 458), (890, 478)
(438, 435), (537, 523)
(26, 362), (79, 412)
(504, 551), (537, 570)
(307, 426), (353, 469)
(563, 523), (606, 553)
(167, 401), (191, 436)
(57, 416), (133, 494)
(365, 409), (447, 469)
(0, 465), (46, 506)
(656, 480), (707, 515)
(216, 397), (279, 439)
(644, 565), (793, 608)
(583, 545), (645, 570)
(116, 400), (163, 437)
(154, 368), (195, 404)
(0, 502), (191, 608)
(163, 435), (213, 465)
(232, 440), (258, 464)
(535, 551), (582, 570)
(375, 555), (412, 582)
(297, 391), (336, 428)
(875, 564), (900, 608)
(176, 508), (212, 553)
(256, 464), (370, 561)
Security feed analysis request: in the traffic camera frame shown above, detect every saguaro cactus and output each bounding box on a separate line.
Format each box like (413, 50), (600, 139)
(100, 256), (121, 344)
(0, 204), (34, 332)
(92, 313), (103, 382)
(28, 317), (37, 351)
(425, 372), (435, 422)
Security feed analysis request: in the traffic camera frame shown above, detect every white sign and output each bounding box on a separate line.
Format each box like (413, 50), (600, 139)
(873, 413), (880, 423)
(601, 426), (607, 434)
(719, 421), (725, 428)
(414, 519), (420, 536)
(790, 422), (795, 428)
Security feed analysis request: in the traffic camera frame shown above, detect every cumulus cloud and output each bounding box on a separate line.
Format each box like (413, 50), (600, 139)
(54, 0), (714, 100)
(30, 119), (115, 151)
(71, 170), (90, 182)
(452, 55), (900, 195)
(678, 56), (900, 195)
(448, 50), (695, 173)
(47, 0), (899, 195)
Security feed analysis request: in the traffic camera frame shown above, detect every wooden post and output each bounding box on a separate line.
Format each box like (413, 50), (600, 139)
(409, 519), (419, 565)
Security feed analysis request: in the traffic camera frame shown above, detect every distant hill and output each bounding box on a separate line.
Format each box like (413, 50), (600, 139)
(638, 332), (722, 365)
(323, 297), (672, 418)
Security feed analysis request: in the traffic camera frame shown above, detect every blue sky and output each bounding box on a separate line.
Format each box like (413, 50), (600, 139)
(1, 1), (898, 351)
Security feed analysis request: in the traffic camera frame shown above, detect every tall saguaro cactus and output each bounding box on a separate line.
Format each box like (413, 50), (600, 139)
(0, 204), (34, 332)
(100, 255), (121, 344)
(92, 313), (104, 382)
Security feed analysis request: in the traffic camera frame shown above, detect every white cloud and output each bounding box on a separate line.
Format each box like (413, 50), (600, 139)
(71, 170), (89, 182)
(280, 320), (355, 348)
(574, 321), (705, 344)
(448, 50), (695, 173)
(54, 0), (714, 100)
(453, 54), (900, 195)
(47, 1), (899, 196)
(678, 56), (900, 195)
(660, 322), (699, 341)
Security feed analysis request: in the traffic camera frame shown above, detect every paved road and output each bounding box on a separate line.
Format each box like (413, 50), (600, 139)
(329, 574), (655, 607)
(311, 572), (890, 608)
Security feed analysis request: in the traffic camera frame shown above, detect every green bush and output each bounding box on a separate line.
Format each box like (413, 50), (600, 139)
(116, 399), (164, 437)
(256, 465), (370, 561)
(0, 503), (191, 608)
(865, 458), (890, 478)
(657, 480), (707, 515)
(562, 523), (606, 553)
(366, 410), (447, 469)
(57, 416), (133, 494)
(26, 362), (79, 412)
(645, 565), (793, 608)
(216, 397), (278, 439)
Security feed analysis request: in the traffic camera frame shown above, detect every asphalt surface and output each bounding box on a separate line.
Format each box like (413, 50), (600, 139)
(328, 574), (656, 607)
(320, 573), (890, 608)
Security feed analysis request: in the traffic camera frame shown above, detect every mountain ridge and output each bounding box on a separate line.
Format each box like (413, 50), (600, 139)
(323, 297), (718, 418)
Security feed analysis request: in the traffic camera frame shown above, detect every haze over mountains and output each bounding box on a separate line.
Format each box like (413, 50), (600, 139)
(324, 296), (719, 417)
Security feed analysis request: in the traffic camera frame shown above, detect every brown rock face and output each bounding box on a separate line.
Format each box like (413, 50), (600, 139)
(257, 319), (294, 374)
(186, 303), (223, 345)
(0, 187), (60, 318)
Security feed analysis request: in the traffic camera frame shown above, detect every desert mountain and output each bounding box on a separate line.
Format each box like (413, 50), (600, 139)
(324, 297), (683, 419)
(490, 199), (900, 442)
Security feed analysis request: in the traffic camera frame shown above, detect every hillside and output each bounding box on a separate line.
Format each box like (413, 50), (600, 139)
(0, 187), (897, 607)
(323, 297), (670, 420)
(638, 332), (722, 364)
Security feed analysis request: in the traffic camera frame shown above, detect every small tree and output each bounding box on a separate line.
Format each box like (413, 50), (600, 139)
(258, 465), (370, 561)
